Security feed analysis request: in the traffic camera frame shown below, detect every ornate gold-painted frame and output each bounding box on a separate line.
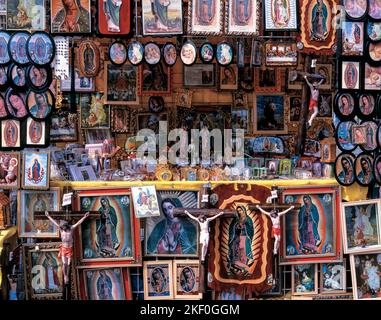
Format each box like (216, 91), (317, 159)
(187, 0), (224, 35)
(225, 0), (260, 35)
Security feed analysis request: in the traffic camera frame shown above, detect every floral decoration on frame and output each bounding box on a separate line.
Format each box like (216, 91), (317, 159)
(188, 0), (224, 35)
(254, 68), (282, 93)
(263, 0), (299, 31)
(225, 0), (259, 35)
(299, 0), (339, 55)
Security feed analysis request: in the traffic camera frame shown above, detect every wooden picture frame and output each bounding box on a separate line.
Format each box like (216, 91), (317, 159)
(320, 260), (347, 294)
(340, 200), (381, 254)
(183, 63), (216, 88)
(265, 43), (298, 66)
(50, 110), (78, 142)
(291, 264), (318, 296)
(254, 68), (281, 93)
(74, 188), (142, 267)
(22, 151), (50, 190)
(219, 65), (238, 90)
(18, 188), (60, 238)
(0, 152), (20, 189)
(175, 89), (193, 108)
(80, 93), (110, 130)
(253, 94), (288, 135)
(225, 0), (259, 35)
(143, 260), (174, 300)
(23, 242), (77, 300)
(6, 0), (46, 31)
(188, 0), (224, 35)
(104, 61), (140, 105)
(280, 185), (342, 265)
(173, 260), (202, 300)
(315, 64), (333, 90)
(140, 61), (172, 96)
(112, 107), (130, 133)
(263, 0), (299, 31)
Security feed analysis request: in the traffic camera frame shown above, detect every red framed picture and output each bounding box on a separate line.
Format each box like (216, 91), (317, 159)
(74, 188), (142, 267)
(98, 0), (131, 36)
(279, 185), (342, 265)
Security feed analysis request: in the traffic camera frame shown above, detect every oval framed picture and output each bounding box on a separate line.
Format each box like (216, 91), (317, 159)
(0, 31), (11, 65)
(367, 22), (381, 41)
(199, 43), (215, 63)
(0, 92), (8, 120)
(377, 122), (381, 148)
(26, 89), (54, 120)
(335, 121), (357, 152)
(355, 152), (374, 186)
(26, 65), (52, 92)
(368, 0), (381, 20)
(359, 120), (378, 152)
(109, 41), (127, 66)
(180, 40), (197, 66)
(216, 42), (234, 66)
(373, 153), (381, 184)
(357, 93), (376, 119)
(5, 88), (28, 120)
(333, 92), (356, 120)
(144, 42), (161, 65)
(127, 41), (144, 66)
(367, 41), (381, 62)
(8, 32), (30, 65)
(24, 117), (48, 147)
(162, 42), (177, 67)
(335, 152), (356, 186)
(0, 65), (8, 90)
(148, 96), (164, 113)
(344, 0), (367, 19)
(26, 32), (55, 66)
(8, 63), (27, 90)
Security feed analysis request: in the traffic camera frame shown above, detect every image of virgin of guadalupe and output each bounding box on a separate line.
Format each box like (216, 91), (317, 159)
(41, 253), (61, 291)
(180, 267), (196, 292)
(344, 63), (358, 89)
(103, 0), (122, 32)
(29, 120), (43, 144)
(310, 0), (328, 41)
(0, 36), (9, 63)
(357, 157), (373, 185)
(198, 0), (216, 25)
(233, 0), (252, 25)
(298, 195), (321, 254)
(150, 267), (166, 293)
(227, 205), (254, 275)
(52, 0), (90, 33)
(14, 37), (27, 63)
(3, 120), (18, 147)
(83, 44), (95, 76)
(337, 156), (355, 185)
(96, 197), (120, 257)
(97, 270), (113, 300)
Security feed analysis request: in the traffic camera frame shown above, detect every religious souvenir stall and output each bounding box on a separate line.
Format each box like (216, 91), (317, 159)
(0, 0), (380, 302)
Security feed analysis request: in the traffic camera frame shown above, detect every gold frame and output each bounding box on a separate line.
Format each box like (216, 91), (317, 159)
(143, 260), (174, 300)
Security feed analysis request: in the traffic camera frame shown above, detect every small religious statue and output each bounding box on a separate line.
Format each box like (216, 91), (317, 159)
(103, 0), (122, 33)
(304, 75), (325, 129)
(256, 204), (295, 255)
(184, 210), (225, 262)
(45, 211), (89, 285)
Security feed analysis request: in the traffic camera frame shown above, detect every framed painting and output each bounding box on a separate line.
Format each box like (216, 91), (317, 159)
(50, 110), (78, 142)
(280, 186), (342, 265)
(145, 189), (199, 257)
(104, 61), (139, 105)
(131, 185), (161, 218)
(78, 267), (132, 300)
(340, 200), (381, 254)
(291, 264), (318, 296)
(320, 260), (346, 294)
(289, 95), (302, 124)
(188, 0), (223, 35)
(1, 119), (21, 150)
(136, 112), (167, 134)
(232, 91), (248, 109)
(98, 0), (131, 36)
(350, 252), (381, 300)
(80, 93), (110, 129)
(265, 43), (297, 66)
(51, 0), (91, 34)
(344, 0), (366, 19)
(22, 151), (50, 190)
(0, 152), (20, 189)
(175, 89), (193, 108)
(317, 93), (332, 118)
(342, 21), (364, 56)
(140, 61), (172, 95)
(265, 158), (280, 175)
(60, 69), (95, 92)
(77, 40), (100, 78)
(340, 61), (360, 90)
(173, 260), (202, 300)
(6, 0), (45, 31)
(143, 260), (174, 300)
(263, 0), (298, 31)
(287, 69), (304, 90)
(315, 64), (333, 90)
(253, 94), (288, 135)
(18, 188), (60, 238)
(231, 108), (249, 134)
(219, 65), (238, 90)
(74, 188), (141, 267)
(299, 0), (339, 54)
(23, 242), (77, 300)
(365, 63), (381, 91)
(225, 0), (259, 35)
(141, 0), (183, 36)
(23, 118), (49, 148)
(112, 107), (130, 133)
(184, 63), (216, 88)
(254, 68), (281, 93)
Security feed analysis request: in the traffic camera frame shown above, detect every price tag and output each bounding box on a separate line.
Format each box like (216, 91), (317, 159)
(62, 192), (73, 207)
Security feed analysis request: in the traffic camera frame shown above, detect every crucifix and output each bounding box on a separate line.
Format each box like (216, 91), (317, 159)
(33, 190), (100, 300)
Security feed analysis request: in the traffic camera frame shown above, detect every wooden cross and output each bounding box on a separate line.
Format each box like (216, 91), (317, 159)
(173, 207), (236, 295)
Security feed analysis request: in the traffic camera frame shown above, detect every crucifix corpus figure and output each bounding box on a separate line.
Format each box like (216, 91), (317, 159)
(184, 210), (225, 262)
(304, 75), (325, 129)
(45, 211), (89, 285)
(256, 204), (295, 255)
